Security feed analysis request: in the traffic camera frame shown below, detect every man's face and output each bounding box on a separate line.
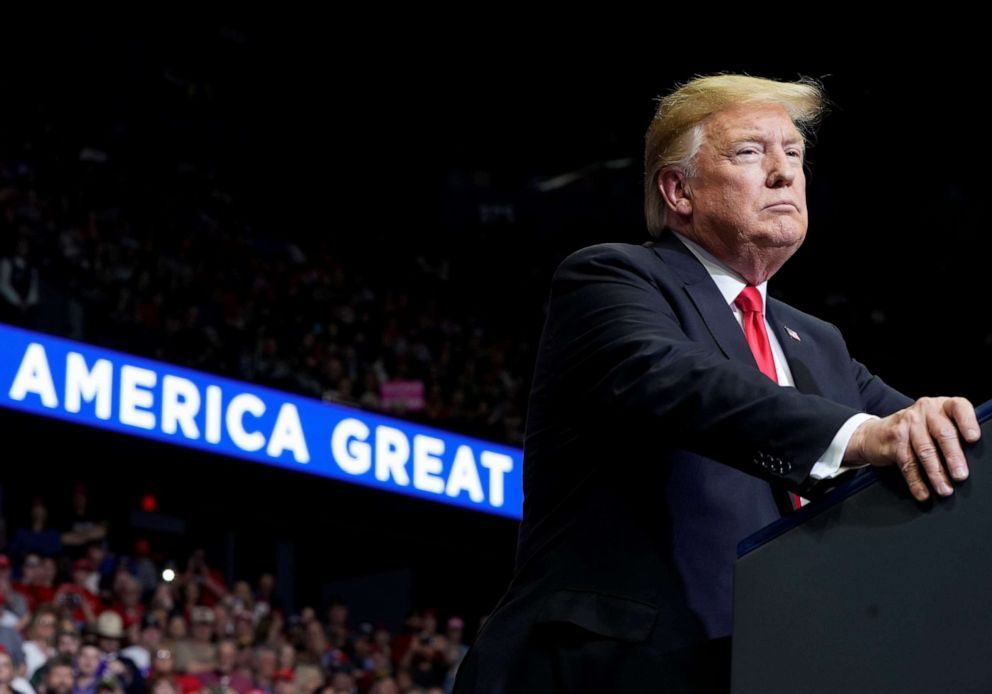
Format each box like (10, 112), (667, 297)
(217, 642), (237, 671)
(141, 625), (162, 649)
(45, 664), (74, 694)
(98, 636), (120, 655)
(23, 555), (41, 582)
(167, 616), (187, 639)
(77, 646), (102, 676)
(57, 632), (80, 656)
(34, 614), (57, 642)
(684, 102), (808, 266)
(256, 649), (276, 677)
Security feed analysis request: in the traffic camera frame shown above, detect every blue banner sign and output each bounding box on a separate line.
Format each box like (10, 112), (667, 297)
(0, 323), (522, 519)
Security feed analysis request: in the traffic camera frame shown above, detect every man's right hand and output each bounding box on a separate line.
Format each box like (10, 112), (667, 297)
(845, 397), (980, 502)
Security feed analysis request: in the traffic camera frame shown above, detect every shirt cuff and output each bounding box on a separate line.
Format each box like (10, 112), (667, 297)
(808, 413), (880, 480)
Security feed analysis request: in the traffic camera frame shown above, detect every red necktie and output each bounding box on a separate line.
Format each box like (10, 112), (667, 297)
(734, 286), (803, 511)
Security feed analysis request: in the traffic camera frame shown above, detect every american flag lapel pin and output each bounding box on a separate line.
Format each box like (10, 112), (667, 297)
(785, 326), (801, 342)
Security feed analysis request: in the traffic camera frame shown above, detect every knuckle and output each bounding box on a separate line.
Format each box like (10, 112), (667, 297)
(898, 458), (918, 476)
(895, 447), (914, 466)
(936, 428), (958, 442)
(891, 423), (911, 445)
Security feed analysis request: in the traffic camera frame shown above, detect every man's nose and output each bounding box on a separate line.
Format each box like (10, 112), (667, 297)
(766, 149), (797, 187)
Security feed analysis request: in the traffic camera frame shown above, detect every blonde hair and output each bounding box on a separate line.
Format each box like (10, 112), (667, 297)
(643, 74), (826, 238)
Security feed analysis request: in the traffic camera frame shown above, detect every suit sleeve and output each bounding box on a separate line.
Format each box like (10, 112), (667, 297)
(852, 356), (914, 415)
(544, 244), (870, 493)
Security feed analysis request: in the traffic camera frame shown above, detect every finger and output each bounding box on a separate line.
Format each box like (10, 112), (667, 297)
(946, 397), (981, 445)
(931, 404), (970, 482)
(895, 431), (930, 502)
(908, 418), (952, 497)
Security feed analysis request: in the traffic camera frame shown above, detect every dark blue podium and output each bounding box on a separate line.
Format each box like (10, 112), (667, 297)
(731, 400), (992, 694)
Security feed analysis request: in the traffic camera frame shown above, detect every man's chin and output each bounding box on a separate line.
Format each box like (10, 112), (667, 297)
(756, 227), (806, 250)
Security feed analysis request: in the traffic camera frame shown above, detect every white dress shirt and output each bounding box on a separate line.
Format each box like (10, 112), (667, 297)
(671, 232), (875, 494)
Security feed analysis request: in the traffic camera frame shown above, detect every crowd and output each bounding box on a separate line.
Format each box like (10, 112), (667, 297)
(1, 490), (470, 694)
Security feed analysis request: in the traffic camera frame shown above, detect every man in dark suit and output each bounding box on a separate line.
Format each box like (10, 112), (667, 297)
(452, 74), (979, 693)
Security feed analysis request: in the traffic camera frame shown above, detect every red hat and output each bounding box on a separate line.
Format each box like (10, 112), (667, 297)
(73, 558), (94, 573)
(0, 554), (10, 569)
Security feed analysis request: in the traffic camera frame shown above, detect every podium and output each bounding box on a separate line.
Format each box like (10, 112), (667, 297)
(731, 401), (992, 694)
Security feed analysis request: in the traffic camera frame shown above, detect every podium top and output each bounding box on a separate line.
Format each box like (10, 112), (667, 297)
(737, 396), (992, 558)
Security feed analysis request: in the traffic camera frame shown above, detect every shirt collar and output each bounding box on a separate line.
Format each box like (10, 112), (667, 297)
(670, 230), (768, 311)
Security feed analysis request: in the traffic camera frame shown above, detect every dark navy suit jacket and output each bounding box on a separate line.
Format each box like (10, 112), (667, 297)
(453, 231), (912, 692)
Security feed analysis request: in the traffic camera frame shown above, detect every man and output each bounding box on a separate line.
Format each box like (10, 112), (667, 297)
(172, 607), (216, 674)
(195, 640), (253, 694)
(452, 74), (980, 692)
(90, 612), (142, 694)
(72, 645), (102, 694)
(35, 655), (73, 694)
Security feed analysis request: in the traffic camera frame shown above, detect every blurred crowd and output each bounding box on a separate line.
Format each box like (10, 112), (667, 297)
(1, 489), (470, 694)
(0, 150), (529, 446)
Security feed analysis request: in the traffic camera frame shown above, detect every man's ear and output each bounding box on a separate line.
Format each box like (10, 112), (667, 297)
(658, 168), (692, 216)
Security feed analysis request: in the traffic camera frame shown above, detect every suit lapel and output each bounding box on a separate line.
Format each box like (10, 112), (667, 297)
(765, 303), (838, 511)
(647, 232), (759, 369)
(766, 300), (825, 397)
(648, 231), (829, 398)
